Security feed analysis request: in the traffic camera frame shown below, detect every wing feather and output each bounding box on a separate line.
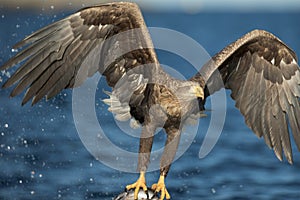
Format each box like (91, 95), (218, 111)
(7, 32), (75, 95)
(18, 36), (86, 104)
(197, 30), (300, 163)
(1, 2), (159, 111)
(268, 101), (283, 161)
(1, 22), (71, 72)
(13, 20), (68, 49)
(30, 38), (96, 105)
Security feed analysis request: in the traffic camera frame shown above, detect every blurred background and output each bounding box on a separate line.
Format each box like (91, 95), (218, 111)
(0, 0), (300, 200)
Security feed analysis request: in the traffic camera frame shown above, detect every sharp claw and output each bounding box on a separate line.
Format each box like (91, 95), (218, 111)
(125, 184), (131, 191)
(124, 186), (130, 192)
(151, 175), (171, 200)
(165, 190), (171, 200)
(145, 189), (149, 199)
(150, 193), (157, 200)
(151, 183), (157, 191)
(142, 185), (148, 192)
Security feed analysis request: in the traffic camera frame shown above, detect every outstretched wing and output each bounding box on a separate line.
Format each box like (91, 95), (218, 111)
(1, 2), (159, 106)
(195, 30), (300, 163)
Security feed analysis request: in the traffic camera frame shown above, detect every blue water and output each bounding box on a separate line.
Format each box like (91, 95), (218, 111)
(1, 7), (300, 200)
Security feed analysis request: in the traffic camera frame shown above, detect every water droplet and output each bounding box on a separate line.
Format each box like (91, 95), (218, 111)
(11, 48), (18, 53)
(4, 123), (8, 128)
(211, 188), (216, 194)
(31, 171), (35, 178)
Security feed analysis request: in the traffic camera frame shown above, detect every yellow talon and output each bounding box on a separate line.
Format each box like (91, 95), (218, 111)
(151, 175), (171, 200)
(126, 172), (148, 200)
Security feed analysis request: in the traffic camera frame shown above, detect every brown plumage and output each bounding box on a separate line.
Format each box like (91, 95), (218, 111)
(1, 2), (300, 200)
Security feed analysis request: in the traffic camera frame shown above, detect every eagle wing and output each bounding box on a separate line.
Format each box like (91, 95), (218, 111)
(197, 30), (300, 163)
(1, 2), (159, 107)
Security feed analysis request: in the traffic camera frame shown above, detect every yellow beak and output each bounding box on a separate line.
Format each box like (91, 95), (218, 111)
(194, 86), (204, 99)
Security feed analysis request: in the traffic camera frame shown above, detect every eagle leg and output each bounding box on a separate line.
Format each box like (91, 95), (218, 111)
(126, 124), (155, 199)
(152, 127), (181, 200)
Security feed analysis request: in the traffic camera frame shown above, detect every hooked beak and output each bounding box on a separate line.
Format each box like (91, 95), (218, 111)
(194, 86), (204, 100)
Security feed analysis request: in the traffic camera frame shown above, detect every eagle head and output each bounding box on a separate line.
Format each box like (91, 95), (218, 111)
(175, 82), (204, 102)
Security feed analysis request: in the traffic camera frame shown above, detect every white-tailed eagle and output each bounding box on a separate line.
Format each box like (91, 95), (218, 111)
(1, 2), (300, 200)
